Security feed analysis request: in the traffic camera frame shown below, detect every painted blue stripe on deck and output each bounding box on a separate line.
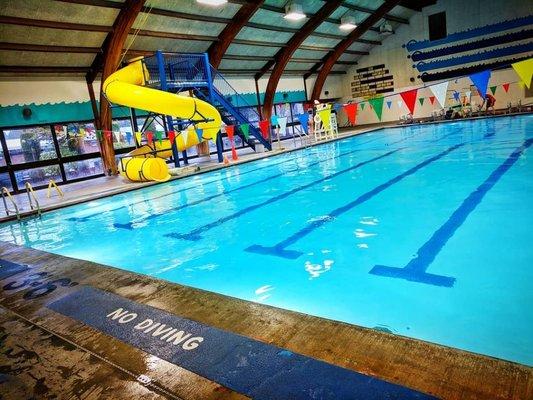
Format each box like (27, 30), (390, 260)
(0, 259), (29, 280)
(166, 149), (401, 241)
(370, 137), (533, 287)
(247, 143), (465, 259)
(48, 286), (437, 399)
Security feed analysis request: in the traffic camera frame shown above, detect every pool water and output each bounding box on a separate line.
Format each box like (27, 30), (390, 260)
(1, 115), (532, 366)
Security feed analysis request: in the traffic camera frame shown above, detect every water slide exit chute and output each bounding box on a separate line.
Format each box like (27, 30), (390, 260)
(102, 59), (222, 182)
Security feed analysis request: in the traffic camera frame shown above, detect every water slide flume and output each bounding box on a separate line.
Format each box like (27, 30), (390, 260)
(102, 59), (222, 182)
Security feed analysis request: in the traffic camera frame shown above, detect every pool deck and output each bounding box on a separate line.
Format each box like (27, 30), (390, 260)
(0, 242), (531, 399)
(1, 114), (532, 399)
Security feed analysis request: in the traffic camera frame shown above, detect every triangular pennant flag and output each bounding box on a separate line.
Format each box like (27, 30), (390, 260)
(511, 58), (533, 89)
(104, 130), (113, 142)
(360, 102), (366, 111)
(400, 89), (418, 114)
(259, 120), (270, 139)
(278, 117), (287, 135)
(343, 104), (357, 125)
(270, 115), (279, 127)
(125, 131), (132, 144)
(168, 131), (176, 144)
(226, 125), (235, 140)
(239, 123), (250, 139)
(296, 113), (310, 133)
(469, 70), (491, 99)
(489, 86), (497, 95)
(453, 91), (460, 102)
(134, 131), (142, 146)
(180, 129), (188, 146)
(368, 97), (384, 121)
(318, 108), (332, 130)
(155, 131), (163, 144)
(429, 96), (436, 105)
(397, 100), (403, 109)
(503, 83), (510, 93)
(418, 97), (425, 106)
(386, 100), (392, 109)
(146, 131), (154, 145)
(333, 103), (343, 112)
(429, 81), (449, 108)
(195, 128), (203, 142)
(96, 130), (103, 141)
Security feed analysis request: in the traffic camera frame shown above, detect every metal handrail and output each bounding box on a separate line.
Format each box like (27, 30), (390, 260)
(25, 182), (41, 217)
(1, 187), (20, 220)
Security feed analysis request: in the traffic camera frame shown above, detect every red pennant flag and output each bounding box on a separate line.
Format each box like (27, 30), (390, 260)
(429, 96), (436, 105)
(146, 131), (154, 145)
(259, 120), (270, 139)
(343, 103), (357, 125)
(226, 125), (235, 140)
(168, 131), (176, 144)
(503, 83), (510, 93)
(400, 89), (418, 114)
(104, 130), (112, 142)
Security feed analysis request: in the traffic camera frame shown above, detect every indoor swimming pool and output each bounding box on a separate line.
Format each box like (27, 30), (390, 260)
(1, 115), (531, 366)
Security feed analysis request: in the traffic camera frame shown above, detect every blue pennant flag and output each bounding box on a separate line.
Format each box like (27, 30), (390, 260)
(195, 128), (203, 141)
(453, 91), (460, 102)
(386, 101), (392, 109)
(270, 115), (279, 126)
(296, 113), (309, 134)
(469, 70), (491, 99)
(125, 131), (132, 143)
(333, 103), (343, 112)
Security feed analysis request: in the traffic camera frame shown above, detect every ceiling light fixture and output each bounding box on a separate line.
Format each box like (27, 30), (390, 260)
(196, 0), (227, 6)
(284, 1), (306, 21)
(340, 15), (357, 31)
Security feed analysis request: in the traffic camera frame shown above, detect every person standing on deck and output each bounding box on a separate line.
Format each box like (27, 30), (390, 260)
(483, 93), (496, 115)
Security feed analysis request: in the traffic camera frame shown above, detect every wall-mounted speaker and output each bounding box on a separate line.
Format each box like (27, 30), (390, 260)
(22, 107), (32, 118)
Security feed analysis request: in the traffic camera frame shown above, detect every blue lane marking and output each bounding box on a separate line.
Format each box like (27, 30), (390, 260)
(0, 259), (29, 280)
(166, 150), (401, 241)
(247, 143), (465, 259)
(116, 137), (396, 231)
(370, 137), (533, 287)
(48, 286), (437, 400)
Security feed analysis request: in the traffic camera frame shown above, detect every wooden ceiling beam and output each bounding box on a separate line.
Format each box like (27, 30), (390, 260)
(260, 0), (344, 121)
(310, 0), (402, 101)
(208, 1), (264, 68)
(0, 65), (89, 73)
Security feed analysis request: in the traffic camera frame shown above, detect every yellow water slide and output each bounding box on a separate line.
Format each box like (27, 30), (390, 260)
(103, 59), (222, 182)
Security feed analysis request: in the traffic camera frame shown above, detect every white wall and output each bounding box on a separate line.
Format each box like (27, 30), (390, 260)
(339, 0), (532, 124)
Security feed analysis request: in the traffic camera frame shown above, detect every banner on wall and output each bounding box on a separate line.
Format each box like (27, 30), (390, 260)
(296, 113), (310, 133)
(469, 70), (491, 99)
(511, 58), (533, 89)
(400, 89), (418, 115)
(368, 97), (384, 121)
(429, 81), (449, 108)
(278, 117), (287, 135)
(343, 104), (357, 125)
(318, 108), (332, 129)
(239, 123), (250, 139)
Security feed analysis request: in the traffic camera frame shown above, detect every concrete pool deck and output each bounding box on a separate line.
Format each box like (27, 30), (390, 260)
(0, 242), (531, 399)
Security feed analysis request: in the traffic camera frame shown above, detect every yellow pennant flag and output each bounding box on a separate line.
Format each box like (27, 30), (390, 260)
(134, 132), (142, 146)
(318, 107), (332, 130)
(512, 58), (533, 89)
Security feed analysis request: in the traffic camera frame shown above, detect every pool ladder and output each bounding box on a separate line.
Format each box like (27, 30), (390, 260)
(1, 183), (41, 220)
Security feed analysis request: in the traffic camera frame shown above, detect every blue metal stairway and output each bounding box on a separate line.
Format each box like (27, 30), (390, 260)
(141, 51), (271, 153)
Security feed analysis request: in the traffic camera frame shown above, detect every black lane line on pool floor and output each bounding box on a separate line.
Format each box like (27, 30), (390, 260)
(246, 143), (466, 259)
(111, 135), (393, 231)
(66, 135), (386, 225)
(370, 137), (533, 287)
(165, 149), (402, 241)
(48, 285), (438, 400)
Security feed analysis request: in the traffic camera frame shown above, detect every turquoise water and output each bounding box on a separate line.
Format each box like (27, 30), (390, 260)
(1, 115), (532, 366)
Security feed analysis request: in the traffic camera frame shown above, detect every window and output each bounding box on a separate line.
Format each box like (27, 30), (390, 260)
(63, 159), (104, 180)
(15, 165), (62, 188)
(0, 145), (6, 167)
(54, 122), (99, 157)
(112, 119), (136, 150)
(428, 12), (446, 41)
(0, 172), (12, 191)
(4, 126), (57, 164)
